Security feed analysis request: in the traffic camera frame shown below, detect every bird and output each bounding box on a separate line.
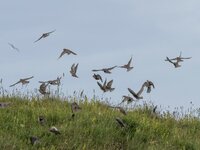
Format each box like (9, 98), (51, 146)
(92, 66), (117, 74)
(49, 126), (61, 135)
(165, 52), (191, 68)
(38, 115), (46, 125)
(9, 76), (34, 87)
(97, 79), (115, 92)
(115, 117), (127, 128)
(39, 82), (50, 95)
(153, 105), (157, 113)
(39, 77), (61, 86)
(34, 30), (56, 43)
(93, 74), (103, 82)
(71, 102), (81, 113)
(118, 57), (133, 72)
(8, 43), (20, 52)
(120, 95), (135, 104)
(70, 63), (79, 78)
(165, 57), (181, 68)
(144, 80), (155, 93)
(58, 48), (77, 59)
(30, 136), (39, 145)
(128, 85), (145, 100)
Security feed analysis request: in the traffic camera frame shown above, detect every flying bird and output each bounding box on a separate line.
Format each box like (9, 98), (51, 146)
(49, 126), (61, 135)
(39, 82), (50, 95)
(39, 77), (61, 86)
(97, 79), (115, 92)
(58, 48), (77, 59)
(93, 74), (103, 82)
(109, 106), (127, 115)
(120, 95), (135, 104)
(8, 43), (20, 52)
(34, 30), (56, 43)
(144, 80), (155, 93)
(9, 76), (34, 87)
(165, 52), (191, 68)
(70, 63), (79, 78)
(118, 57), (133, 72)
(92, 66), (117, 74)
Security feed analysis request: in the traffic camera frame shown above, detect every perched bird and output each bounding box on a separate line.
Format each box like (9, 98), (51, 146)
(49, 126), (61, 135)
(92, 66), (117, 74)
(38, 115), (46, 125)
(70, 63), (79, 78)
(71, 102), (81, 113)
(34, 30), (56, 43)
(9, 76), (34, 87)
(39, 82), (50, 95)
(58, 48), (77, 59)
(165, 52), (191, 68)
(118, 57), (133, 72)
(30, 136), (39, 145)
(144, 80), (155, 93)
(8, 43), (20, 52)
(93, 74), (103, 82)
(97, 79), (115, 92)
(115, 117), (127, 128)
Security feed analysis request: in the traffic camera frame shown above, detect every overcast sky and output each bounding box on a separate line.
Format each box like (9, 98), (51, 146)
(1, 1), (200, 111)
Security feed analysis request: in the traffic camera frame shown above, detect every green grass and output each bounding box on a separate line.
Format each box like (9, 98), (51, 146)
(0, 96), (200, 150)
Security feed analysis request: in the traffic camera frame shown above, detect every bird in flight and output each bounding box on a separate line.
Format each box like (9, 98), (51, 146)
(118, 57), (133, 72)
(8, 43), (20, 52)
(115, 117), (127, 128)
(34, 30), (56, 43)
(70, 63), (79, 78)
(58, 48), (77, 59)
(39, 77), (61, 86)
(9, 76), (34, 87)
(120, 95), (135, 104)
(38, 82), (50, 95)
(97, 79), (115, 92)
(109, 106), (127, 115)
(93, 74), (103, 82)
(165, 52), (191, 68)
(92, 66), (117, 74)
(143, 80), (155, 93)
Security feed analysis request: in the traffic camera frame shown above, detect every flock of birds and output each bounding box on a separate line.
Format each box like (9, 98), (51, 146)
(3, 29), (192, 145)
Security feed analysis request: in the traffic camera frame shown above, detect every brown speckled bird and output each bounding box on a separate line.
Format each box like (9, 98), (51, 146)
(9, 76), (34, 87)
(70, 63), (79, 78)
(118, 57), (133, 72)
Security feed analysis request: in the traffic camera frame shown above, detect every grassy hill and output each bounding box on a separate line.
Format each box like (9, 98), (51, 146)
(0, 96), (200, 150)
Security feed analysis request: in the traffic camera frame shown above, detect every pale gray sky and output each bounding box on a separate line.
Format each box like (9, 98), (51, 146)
(1, 1), (200, 110)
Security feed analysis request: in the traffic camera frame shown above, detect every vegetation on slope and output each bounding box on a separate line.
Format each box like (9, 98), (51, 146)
(0, 96), (200, 150)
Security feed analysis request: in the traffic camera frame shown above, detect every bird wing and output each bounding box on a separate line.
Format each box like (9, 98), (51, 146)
(92, 69), (102, 72)
(34, 35), (44, 43)
(58, 50), (66, 59)
(8, 43), (20, 52)
(127, 57), (132, 66)
(97, 82), (104, 90)
(47, 29), (56, 34)
(180, 57), (192, 60)
(74, 63), (79, 73)
(128, 88), (137, 97)
(66, 49), (77, 55)
(106, 80), (113, 88)
(166, 57), (175, 64)
(9, 80), (21, 87)
(107, 65), (117, 70)
(23, 76), (34, 81)
(137, 82), (146, 96)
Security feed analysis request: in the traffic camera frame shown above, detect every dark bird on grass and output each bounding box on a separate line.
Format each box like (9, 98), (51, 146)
(39, 82), (50, 95)
(165, 52), (191, 68)
(93, 74), (103, 82)
(8, 43), (20, 52)
(144, 80), (155, 93)
(92, 66), (117, 74)
(120, 95), (135, 104)
(71, 102), (81, 113)
(70, 63), (79, 78)
(58, 48), (77, 59)
(30, 136), (39, 145)
(38, 115), (46, 125)
(9, 76), (34, 87)
(97, 79), (115, 92)
(34, 30), (56, 43)
(115, 117), (127, 128)
(49, 126), (61, 135)
(118, 57), (133, 72)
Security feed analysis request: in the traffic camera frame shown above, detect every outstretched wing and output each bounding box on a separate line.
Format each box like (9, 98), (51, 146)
(92, 69), (102, 72)
(23, 76), (34, 81)
(58, 50), (66, 59)
(107, 65), (117, 70)
(128, 88), (137, 98)
(8, 43), (20, 52)
(127, 57), (132, 66)
(106, 80), (113, 88)
(9, 80), (21, 87)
